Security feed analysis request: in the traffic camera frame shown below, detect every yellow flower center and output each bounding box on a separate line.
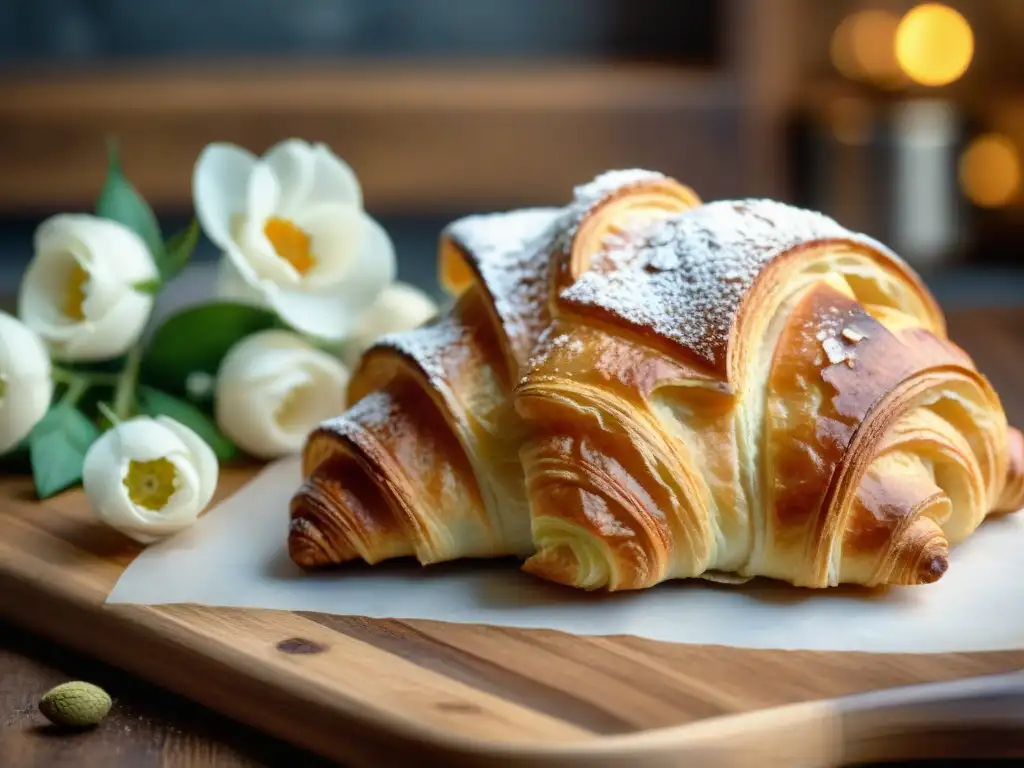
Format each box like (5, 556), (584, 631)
(123, 458), (179, 511)
(264, 217), (316, 275)
(63, 264), (90, 320)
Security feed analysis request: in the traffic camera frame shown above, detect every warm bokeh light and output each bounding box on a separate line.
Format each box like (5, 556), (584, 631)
(959, 134), (1022, 208)
(895, 4), (974, 87)
(830, 10), (903, 87)
(852, 11), (903, 87)
(830, 14), (862, 80)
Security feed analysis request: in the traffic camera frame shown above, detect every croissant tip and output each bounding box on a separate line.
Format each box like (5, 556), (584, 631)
(918, 551), (948, 584)
(287, 517), (328, 569)
(287, 514), (358, 569)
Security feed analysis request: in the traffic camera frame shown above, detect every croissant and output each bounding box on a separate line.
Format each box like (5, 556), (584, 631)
(288, 171), (700, 568)
(289, 169), (1024, 591)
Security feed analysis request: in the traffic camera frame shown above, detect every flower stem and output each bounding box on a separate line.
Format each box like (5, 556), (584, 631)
(97, 401), (121, 427)
(59, 376), (89, 408)
(51, 366), (76, 387)
(112, 345), (142, 421)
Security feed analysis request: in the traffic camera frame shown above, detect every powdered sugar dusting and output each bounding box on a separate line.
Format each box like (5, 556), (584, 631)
(521, 326), (586, 379)
(560, 199), (854, 370)
(446, 208), (560, 268)
(318, 390), (394, 439)
(544, 332), (585, 356)
(553, 169), (666, 255)
(375, 315), (468, 386)
(442, 170), (666, 371)
(317, 318), (468, 438)
(445, 208), (561, 368)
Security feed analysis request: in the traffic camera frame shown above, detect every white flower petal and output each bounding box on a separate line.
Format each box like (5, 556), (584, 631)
(0, 374), (53, 454)
(293, 203), (363, 287)
(267, 213), (396, 341)
(56, 289), (154, 362)
(264, 139), (315, 217)
(78, 258), (124, 321)
(192, 139), (391, 344)
(235, 165), (307, 286)
(338, 214), (397, 300)
(0, 310), (51, 380)
(193, 143), (257, 251)
(155, 416), (219, 512)
(342, 282), (439, 367)
(247, 161), (281, 223)
(87, 475), (145, 539)
(18, 214), (156, 362)
(159, 457), (203, 517)
(215, 329), (348, 459)
(272, 362), (346, 436)
(0, 311), (53, 454)
(18, 239), (77, 332)
(356, 282), (439, 344)
(309, 143), (363, 208)
(83, 429), (146, 534)
(83, 417), (217, 544)
(219, 391), (299, 458)
(112, 417), (191, 463)
(220, 232), (298, 295)
(69, 216), (158, 281)
(233, 224), (304, 286)
(265, 291), (358, 342)
(215, 256), (270, 307)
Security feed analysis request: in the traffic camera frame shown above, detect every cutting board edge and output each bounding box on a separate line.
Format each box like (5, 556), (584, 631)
(8, 549), (1024, 767)
(0, 559), (539, 767)
(0, 560), (848, 768)
(0, 557), (841, 767)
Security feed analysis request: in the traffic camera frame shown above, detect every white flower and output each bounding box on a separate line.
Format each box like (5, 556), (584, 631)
(0, 311), (53, 454)
(83, 416), (218, 544)
(193, 139), (396, 341)
(18, 214), (158, 362)
(343, 282), (440, 367)
(215, 330), (350, 460)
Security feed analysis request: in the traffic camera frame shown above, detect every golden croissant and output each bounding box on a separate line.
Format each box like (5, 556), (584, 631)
(289, 170), (1024, 590)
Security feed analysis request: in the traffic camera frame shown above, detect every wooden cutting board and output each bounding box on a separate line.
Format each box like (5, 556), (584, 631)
(2, 308), (1024, 767)
(3, 470), (1024, 768)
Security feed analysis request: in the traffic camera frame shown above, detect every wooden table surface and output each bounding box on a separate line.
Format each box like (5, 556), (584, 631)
(1, 306), (1021, 767)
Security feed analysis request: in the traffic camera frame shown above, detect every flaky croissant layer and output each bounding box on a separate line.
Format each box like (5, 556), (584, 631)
(289, 169), (1024, 591)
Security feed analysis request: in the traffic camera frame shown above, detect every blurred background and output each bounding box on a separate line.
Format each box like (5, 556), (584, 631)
(0, 0), (1022, 308)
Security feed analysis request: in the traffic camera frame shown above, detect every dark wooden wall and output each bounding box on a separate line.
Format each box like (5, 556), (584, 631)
(0, 0), (801, 215)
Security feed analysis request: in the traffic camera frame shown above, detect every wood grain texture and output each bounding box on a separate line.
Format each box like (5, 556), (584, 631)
(0, 620), (335, 767)
(0, 62), (743, 216)
(0, 307), (1022, 767)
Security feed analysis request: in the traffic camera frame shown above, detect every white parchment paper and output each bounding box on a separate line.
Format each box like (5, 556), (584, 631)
(107, 459), (1024, 653)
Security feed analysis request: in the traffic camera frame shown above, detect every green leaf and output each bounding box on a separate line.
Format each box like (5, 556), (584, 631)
(95, 139), (165, 264)
(140, 302), (279, 398)
(28, 404), (101, 499)
(137, 387), (236, 461)
(133, 277), (163, 295)
(161, 218), (201, 281)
